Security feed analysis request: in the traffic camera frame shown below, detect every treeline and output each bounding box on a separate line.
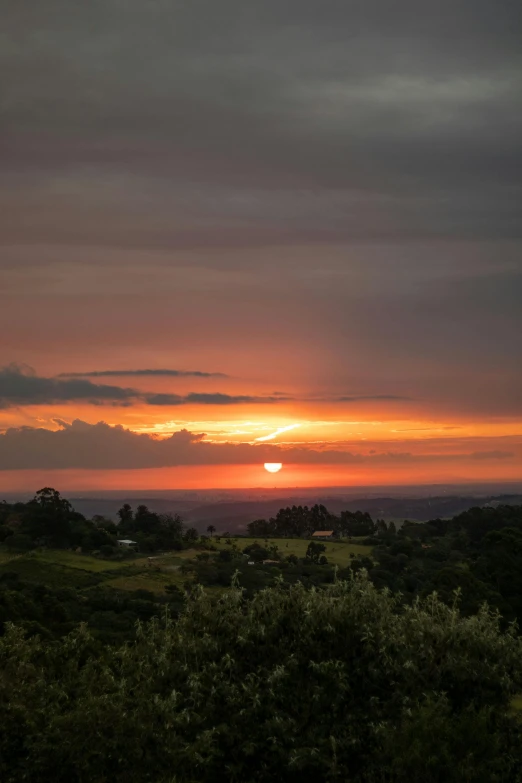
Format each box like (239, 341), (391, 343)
(2, 576), (522, 782)
(116, 502), (198, 552)
(0, 488), (199, 555)
(247, 503), (378, 537)
(0, 488), (116, 552)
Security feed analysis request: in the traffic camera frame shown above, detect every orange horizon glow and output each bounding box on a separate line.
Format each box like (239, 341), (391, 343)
(0, 399), (521, 489)
(0, 367), (521, 490)
(0, 460), (520, 494)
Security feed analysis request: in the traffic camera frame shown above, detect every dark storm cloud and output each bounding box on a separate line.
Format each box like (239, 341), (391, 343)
(59, 369), (228, 378)
(0, 420), (518, 470)
(0, 366), (284, 408)
(1, 0), (521, 249)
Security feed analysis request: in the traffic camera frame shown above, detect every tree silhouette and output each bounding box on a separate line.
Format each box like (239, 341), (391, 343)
(306, 540), (326, 563)
(207, 525), (216, 537)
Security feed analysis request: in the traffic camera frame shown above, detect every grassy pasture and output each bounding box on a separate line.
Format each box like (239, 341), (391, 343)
(0, 556), (104, 588)
(0, 547), (187, 595)
(0, 550), (24, 565)
(33, 549), (130, 572)
(106, 571), (181, 594)
(0, 537), (373, 595)
(212, 537), (372, 567)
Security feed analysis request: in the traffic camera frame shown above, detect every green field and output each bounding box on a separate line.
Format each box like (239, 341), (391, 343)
(106, 571), (182, 594)
(34, 549), (130, 572)
(0, 550), (26, 565)
(0, 556), (105, 588)
(0, 549), (175, 592)
(0, 538), (373, 595)
(212, 537), (372, 566)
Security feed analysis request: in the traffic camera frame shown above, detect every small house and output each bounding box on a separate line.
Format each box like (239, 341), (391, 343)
(311, 530), (335, 540)
(117, 539), (137, 548)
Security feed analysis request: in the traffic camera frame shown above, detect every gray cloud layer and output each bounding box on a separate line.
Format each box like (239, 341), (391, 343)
(0, 366), (285, 408)
(337, 395), (410, 402)
(59, 369), (228, 378)
(0, 419), (517, 470)
(1, 0), (520, 248)
(0, 365), (412, 409)
(1, 1), (521, 421)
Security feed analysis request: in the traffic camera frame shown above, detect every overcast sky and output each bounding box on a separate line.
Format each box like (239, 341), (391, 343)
(1, 0), (521, 486)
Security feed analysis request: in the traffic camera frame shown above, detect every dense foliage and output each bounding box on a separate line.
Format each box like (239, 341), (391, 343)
(188, 539), (336, 595)
(0, 488), (193, 556)
(247, 504), (378, 538)
(0, 488), (116, 552)
(2, 574), (522, 782)
(0, 570), (184, 644)
(360, 504), (522, 626)
(117, 502), (186, 552)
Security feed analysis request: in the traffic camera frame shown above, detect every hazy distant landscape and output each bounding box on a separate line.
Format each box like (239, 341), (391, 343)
(4, 482), (519, 532)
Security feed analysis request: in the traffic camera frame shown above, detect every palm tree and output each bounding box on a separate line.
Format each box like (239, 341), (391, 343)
(207, 524), (216, 537)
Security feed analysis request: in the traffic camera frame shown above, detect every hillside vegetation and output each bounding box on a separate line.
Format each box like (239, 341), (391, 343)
(3, 490), (522, 780)
(3, 575), (522, 782)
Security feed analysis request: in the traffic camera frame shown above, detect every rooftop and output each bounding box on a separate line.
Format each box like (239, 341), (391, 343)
(312, 531), (334, 537)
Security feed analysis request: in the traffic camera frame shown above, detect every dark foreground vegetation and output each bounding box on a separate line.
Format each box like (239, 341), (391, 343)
(3, 576), (522, 783)
(2, 490), (522, 781)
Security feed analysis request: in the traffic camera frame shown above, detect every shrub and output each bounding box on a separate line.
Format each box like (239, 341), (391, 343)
(1, 575), (522, 782)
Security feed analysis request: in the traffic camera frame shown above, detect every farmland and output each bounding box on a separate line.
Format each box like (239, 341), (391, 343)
(212, 537), (372, 565)
(0, 548), (186, 594)
(0, 536), (372, 596)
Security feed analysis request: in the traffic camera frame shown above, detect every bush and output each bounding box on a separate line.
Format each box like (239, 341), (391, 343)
(4, 534), (34, 552)
(1, 575), (522, 782)
(99, 544), (117, 558)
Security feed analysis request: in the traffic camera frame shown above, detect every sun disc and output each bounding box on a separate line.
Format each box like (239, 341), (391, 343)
(264, 462), (283, 473)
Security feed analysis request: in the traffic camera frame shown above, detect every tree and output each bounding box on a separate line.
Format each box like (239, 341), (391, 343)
(244, 543), (270, 562)
(184, 527), (199, 543)
(305, 540), (326, 564)
(117, 504), (133, 527)
(376, 519), (388, 536)
(338, 510), (376, 537)
(24, 488), (81, 546)
(1, 575), (522, 782)
(32, 487), (71, 512)
(207, 525), (216, 537)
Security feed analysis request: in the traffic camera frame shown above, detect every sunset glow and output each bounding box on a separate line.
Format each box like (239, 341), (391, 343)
(0, 0), (520, 493)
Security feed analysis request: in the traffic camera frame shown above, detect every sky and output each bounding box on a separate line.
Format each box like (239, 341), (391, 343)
(1, 0), (521, 491)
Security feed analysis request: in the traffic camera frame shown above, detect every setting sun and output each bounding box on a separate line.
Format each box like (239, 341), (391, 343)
(264, 462), (283, 473)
